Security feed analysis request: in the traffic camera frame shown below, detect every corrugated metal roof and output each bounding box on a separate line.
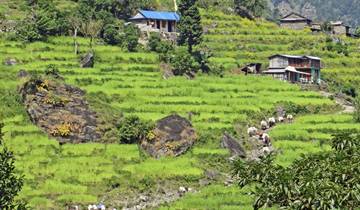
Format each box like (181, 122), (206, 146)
(269, 54), (321, 60)
(264, 67), (311, 75)
(134, 10), (180, 21)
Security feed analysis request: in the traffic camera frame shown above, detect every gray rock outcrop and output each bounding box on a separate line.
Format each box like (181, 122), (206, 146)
(80, 52), (94, 68)
(139, 114), (197, 158)
(20, 74), (101, 144)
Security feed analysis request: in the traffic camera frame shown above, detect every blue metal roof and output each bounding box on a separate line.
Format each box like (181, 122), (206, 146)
(138, 10), (180, 21)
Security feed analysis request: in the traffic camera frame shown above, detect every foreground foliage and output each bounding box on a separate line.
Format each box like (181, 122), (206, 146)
(0, 123), (25, 209)
(234, 131), (360, 210)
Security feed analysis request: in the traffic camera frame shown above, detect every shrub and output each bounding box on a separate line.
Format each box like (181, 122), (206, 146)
(50, 123), (72, 137)
(147, 32), (174, 62)
(0, 123), (26, 209)
(16, 19), (43, 42)
(324, 37), (349, 56)
(157, 41), (174, 62)
(148, 32), (161, 52)
(170, 47), (200, 76)
(118, 115), (153, 144)
(103, 24), (122, 45)
(233, 131), (360, 210)
(122, 23), (140, 52)
(45, 64), (60, 77)
(193, 45), (213, 74)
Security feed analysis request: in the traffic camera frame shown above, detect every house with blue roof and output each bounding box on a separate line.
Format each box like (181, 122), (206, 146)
(130, 10), (180, 33)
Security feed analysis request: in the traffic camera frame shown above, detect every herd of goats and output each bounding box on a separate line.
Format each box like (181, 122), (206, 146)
(247, 114), (294, 146)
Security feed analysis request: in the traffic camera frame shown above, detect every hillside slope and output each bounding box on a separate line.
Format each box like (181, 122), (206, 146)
(202, 10), (360, 93)
(0, 5), (360, 210)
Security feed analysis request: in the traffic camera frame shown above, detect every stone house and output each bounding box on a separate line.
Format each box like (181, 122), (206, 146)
(330, 21), (350, 36)
(129, 10), (180, 33)
(263, 55), (321, 84)
(310, 22), (322, 33)
(280, 12), (312, 30)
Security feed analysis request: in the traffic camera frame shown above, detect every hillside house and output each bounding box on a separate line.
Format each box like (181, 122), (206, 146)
(311, 22), (322, 33)
(330, 21), (350, 36)
(129, 10), (180, 33)
(263, 55), (321, 84)
(280, 12), (312, 30)
(241, 63), (262, 75)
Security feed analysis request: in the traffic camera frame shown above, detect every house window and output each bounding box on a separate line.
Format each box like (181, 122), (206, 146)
(162, 21), (166, 28)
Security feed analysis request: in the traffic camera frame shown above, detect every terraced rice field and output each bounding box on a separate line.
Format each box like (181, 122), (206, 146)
(0, 11), (359, 208)
(202, 10), (360, 90)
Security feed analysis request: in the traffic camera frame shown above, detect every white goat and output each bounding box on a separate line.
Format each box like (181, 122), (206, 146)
(268, 117), (276, 127)
(277, 116), (285, 123)
(287, 114), (294, 123)
(260, 120), (268, 130)
(247, 127), (258, 137)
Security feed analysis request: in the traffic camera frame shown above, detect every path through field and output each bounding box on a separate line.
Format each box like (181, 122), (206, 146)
(320, 91), (355, 114)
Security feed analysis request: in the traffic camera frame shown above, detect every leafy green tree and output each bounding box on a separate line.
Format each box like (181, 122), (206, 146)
(233, 130), (360, 210)
(68, 14), (82, 55)
(234, 0), (268, 19)
(0, 122), (26, 209)
(354, 94), (360, 122)
(177, 0), (203, 53)
(170, 47), (200, 76)
(118, 115), (153, 144)
(16, 18), (42, 42)
(122, 23), (140, 52)
(80, 20), (103, 50)
(16, 0), (68, 42)
(103, 24), (122, 46)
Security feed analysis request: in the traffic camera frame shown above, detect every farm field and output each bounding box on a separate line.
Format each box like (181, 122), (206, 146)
(202, 10), (360, 91)
(0, 36), (341, 209)
(0, 9), (360, 209)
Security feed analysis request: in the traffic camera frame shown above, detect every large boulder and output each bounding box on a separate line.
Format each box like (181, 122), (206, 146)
(221, 133), (246, 158)
(80, 52), (94, 68)
(140, 114), (197, 158)
(20, 74), (102, 144)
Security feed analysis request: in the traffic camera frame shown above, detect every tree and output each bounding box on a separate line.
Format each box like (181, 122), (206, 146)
(170, 46), (200, 76)
(234, 0), (268, 19)
(177, 0), (203, 53)
(122, 23), (140, 52)
(68, 14), (82, 55)
(16, 17), (43, 42)
(16, 0), (68, 42)
(103, 24), (123, 46)
(80, 20), (103, 50)
(354, 94), (360, 122)
(0, 122), (25, 209)
(233, 131), (360, 210)
(118, 115), (153, 144)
